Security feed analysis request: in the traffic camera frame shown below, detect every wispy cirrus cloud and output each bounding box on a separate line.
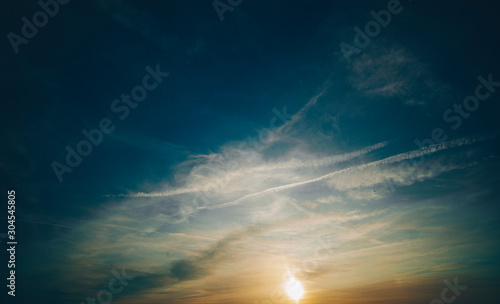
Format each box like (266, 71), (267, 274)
(347, 45), (451, 106)
(36, 84), (496, 303)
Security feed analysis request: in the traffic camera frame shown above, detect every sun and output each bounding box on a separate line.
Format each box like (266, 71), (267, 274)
(284, 271), (305, 303)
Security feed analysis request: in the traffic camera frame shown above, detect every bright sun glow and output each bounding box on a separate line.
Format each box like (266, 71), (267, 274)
(284, 272), (305, 303)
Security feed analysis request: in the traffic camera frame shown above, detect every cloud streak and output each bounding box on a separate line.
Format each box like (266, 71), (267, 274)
(200, 135), (491, 210)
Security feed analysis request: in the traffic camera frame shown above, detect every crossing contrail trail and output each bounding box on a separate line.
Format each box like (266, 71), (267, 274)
(198, 135), (492, 210)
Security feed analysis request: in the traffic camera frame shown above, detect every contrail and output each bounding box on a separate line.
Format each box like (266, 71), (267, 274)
(199, 135), (492, 210)
(124, 187), (195, 198)
(116, 87), (332, 199)
(273, 87), (327, 136)
(251, 140), (388, 171)
(122, 140), (388, 198)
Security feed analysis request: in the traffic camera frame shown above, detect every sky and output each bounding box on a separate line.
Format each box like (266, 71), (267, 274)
(1, 0), (500, 303)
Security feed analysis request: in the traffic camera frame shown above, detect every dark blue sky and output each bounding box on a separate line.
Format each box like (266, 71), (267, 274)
(2, 1), (500, 303)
